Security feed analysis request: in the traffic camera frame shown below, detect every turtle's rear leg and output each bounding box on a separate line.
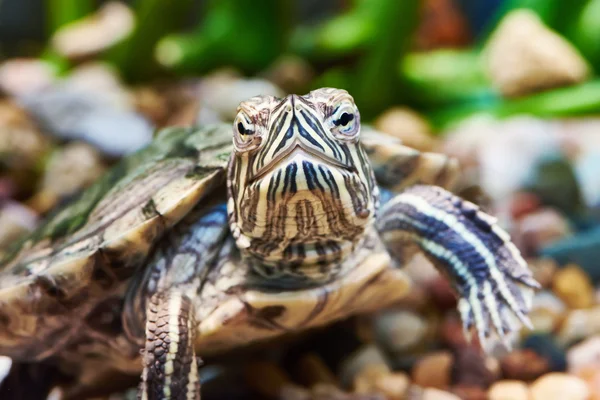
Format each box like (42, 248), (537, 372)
(140, 291), (200, 400)
(376, 184), (540, 349)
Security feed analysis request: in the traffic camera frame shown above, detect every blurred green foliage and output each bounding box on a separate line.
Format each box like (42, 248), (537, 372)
(22, 0), (600, 127)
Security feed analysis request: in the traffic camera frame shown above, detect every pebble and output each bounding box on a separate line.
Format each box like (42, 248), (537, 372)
(509, 191), (542, 220)
(522, 333), (567, 372)
(528, 258), (559, 289)
(373, 107), (437, 152)
(20, 86), (153, 157)
(500, 349), (550, 381)
(0, 59), (56, 97)
(411, 351), (453, 389)
(483, 9), (590, 97)
(450, 385), (487, 400)
(574, 366), (600, 400)
(567, 336), (600, 374)
(374, 309), (433, 355)
(512, 207), (572, 257)
(542, 226), (600, 284)
(419, 388), (461, 400)
(558, 305), (600, 345)
(339, 345), (390, 389)
(262, 55), (315, 94)
(524, 155), (585, 217)
(439, 313), (477, 349)
(529, 373), (590, 400)
(355, 369), (410, 400)
(29, 142), (106, 213)
(529, 290), (566, 334)
(0, 202), (38, 250)
(552, 265), (594, 309)
(488, 380), (529, 400)
(51, 1), (134, 59)
(197, 69), (284, 121)
(451, 346), (499, 388)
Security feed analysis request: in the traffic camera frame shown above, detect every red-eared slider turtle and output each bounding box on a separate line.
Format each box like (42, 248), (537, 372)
(0, 88), (539, 399)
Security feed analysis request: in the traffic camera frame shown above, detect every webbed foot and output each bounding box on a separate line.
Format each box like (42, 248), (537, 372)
(377, 185), (540, 349)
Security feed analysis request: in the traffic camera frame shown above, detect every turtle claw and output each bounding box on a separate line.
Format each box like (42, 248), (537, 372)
(378, 185), (540, 350)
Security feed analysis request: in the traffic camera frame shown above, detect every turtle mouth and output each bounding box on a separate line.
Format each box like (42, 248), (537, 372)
(250, 143), (355, 183)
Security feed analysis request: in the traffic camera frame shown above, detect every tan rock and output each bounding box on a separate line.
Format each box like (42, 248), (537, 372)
(553, 265), (594, 309)
(530, 373), (590, 400)
(568, 336), (600, 374)
(421, 388), (461, 400)
(412, 351), (453, 389)
(488, 380), (529, 400)
(558, 306), (600, 345)
(500, 349), (549, 381)
(355, 372), (410, 400)
(52, 2), (134, 59)
(373, 107), (437, 152)
(484, 9), (589, 97)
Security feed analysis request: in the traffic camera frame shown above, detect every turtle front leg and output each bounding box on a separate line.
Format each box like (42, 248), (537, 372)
(140, 291), (200, 400)
(376, 185), (540, 348)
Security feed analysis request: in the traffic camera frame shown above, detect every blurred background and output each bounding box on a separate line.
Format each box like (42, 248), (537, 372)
(1, 0), (600, 399)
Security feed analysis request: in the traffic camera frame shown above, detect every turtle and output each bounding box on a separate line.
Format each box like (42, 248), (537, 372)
(0, 88), (539, 400)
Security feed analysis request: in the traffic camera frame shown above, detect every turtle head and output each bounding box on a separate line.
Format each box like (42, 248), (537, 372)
(227, 88), (378, 284)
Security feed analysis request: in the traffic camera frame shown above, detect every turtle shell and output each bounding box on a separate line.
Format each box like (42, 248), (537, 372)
(0, 125), (233, 359)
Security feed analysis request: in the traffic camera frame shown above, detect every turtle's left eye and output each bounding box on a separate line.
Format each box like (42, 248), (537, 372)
(330, 104), (360, 140)
(233, 113), (260, 152)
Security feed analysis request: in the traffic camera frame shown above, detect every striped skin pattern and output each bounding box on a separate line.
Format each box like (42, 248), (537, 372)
(377, 185), (540, 348)
(227, 88), (379, 286)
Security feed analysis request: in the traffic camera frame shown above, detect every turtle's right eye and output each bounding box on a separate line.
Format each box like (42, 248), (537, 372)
(233, 113), (260, 152)
(237, 121), (254, 136)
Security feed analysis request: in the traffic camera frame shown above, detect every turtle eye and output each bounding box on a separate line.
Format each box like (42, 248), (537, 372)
(233, 113), (260, 151)
(330, 104), (360, 140)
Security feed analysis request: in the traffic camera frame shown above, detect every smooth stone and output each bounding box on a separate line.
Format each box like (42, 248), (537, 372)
(542, 226), (600, 284)
(374, 309), (431, 354)
(373, 107), (437, 152)
(529, 290), (566, 334)
(558, 305), (600, 345)
(522, 333), (567, 372)
(30, 142), (106, 213)
(574, 366), (600, 400)
(411, 351), (453, 389)
(528, 258), (559, 289)
(567, 336), (600, 374)
(0, 356), (12, 386)
(530, 373), (590, 400)
(524, 154), (585, 217)
(197, 70), (284, 121)
(552, 264), (594, 309)
(450, 385), (487, 400)
(0, 59), (56, 97)
(451, 346), (499, 388)
(0, 202), (38, 250)
(339, 345), (390, 389)
(51, 2), (134, 59)
(483, 9), (590, 97)
(261, 55), (314, 94)
(420, 388), (461, 400)
(280, 384), (312, 400)
(20, 88), (153, 157)
(488, 380), (529, 400)
(500, 349), (550, 381)
(509, 191), (542, 220)
(426, 277), (457, 311)
(512, 207), (572, 257)
(355, 369), (410, 400)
